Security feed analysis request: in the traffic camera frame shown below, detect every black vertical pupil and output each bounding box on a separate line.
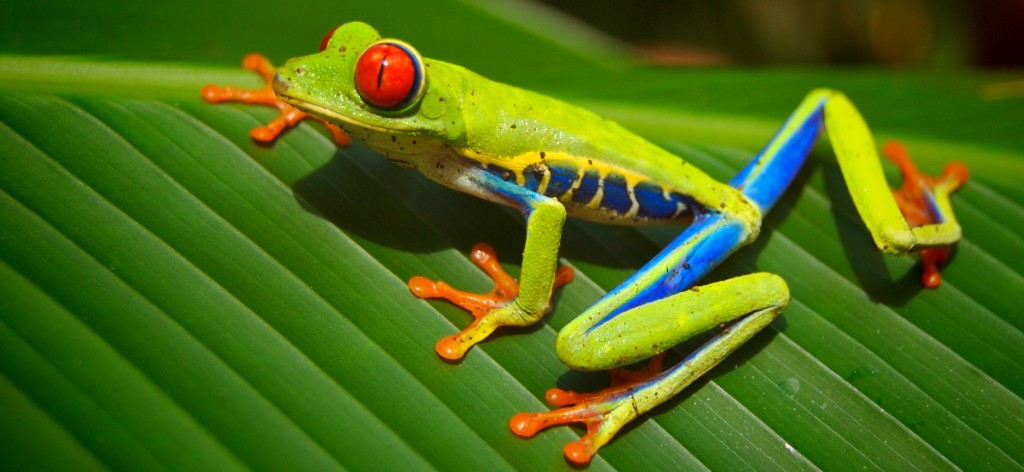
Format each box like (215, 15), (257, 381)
(376, 57), (387, 89)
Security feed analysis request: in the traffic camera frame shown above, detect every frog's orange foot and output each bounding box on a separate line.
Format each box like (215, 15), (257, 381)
(510, 354), (668, 465)
(883, 140), (969, 288)
(202, 53), (350, 146)
(408, 243), (574, 359)
(510, 402), (609, 465)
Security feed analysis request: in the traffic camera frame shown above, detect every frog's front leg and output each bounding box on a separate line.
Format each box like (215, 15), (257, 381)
(409, 164), (574, 359)
(202, 53), (351, 146)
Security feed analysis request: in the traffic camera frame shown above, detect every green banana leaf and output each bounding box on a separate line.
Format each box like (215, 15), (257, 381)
(2, 1), (1022, 470)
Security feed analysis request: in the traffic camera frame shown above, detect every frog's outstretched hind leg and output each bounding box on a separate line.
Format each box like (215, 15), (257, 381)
(821, 90), (966, 260)
(732, 89), (967, 285)
(728, 89), (827, 213)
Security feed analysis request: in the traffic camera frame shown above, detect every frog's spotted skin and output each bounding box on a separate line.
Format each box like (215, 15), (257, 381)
(203, 21), (967, 465)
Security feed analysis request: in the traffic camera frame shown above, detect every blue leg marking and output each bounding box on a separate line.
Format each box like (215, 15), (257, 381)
(584, 212), (749, 332)
(730, 94), (827, 211)
(583, 93), (828, 330)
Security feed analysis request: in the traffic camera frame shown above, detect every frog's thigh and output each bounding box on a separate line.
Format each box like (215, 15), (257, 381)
(556, 272), (789, 371)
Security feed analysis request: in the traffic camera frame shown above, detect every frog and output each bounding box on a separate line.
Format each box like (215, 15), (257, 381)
(202, 21), (968, 464)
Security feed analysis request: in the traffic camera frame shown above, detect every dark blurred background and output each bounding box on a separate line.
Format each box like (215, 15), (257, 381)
(538, 0), (1024, 67)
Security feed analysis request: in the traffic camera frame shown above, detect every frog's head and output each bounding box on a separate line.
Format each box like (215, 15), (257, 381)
(273, 22), (461, 149)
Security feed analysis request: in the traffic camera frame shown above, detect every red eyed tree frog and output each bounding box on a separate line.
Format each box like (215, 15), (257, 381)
(203, 22), (968, 465)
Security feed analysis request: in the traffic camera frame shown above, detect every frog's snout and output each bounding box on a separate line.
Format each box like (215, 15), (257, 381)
(272, 73), (289, 95)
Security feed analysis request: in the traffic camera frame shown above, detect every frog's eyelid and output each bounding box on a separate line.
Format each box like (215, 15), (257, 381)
(319, 25), (341, 52)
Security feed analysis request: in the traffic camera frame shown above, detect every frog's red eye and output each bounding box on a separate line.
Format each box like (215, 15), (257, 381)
(320, 26), (339, 52)
(354, 41), (425, 110)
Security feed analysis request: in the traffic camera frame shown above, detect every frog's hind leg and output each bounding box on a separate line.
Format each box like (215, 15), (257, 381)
(511, 212), (790, 464)
(733, 89), (967, 284)
(728, 89), (829, 213)
(513, 274), (787, 464)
